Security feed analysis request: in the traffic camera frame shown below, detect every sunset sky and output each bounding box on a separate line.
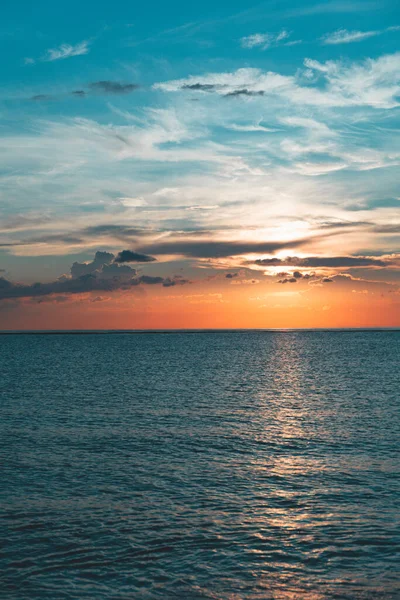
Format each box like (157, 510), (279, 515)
(1, 0), (399, 329)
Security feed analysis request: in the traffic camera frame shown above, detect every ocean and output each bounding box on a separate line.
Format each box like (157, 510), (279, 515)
(1, 331), (399, 599)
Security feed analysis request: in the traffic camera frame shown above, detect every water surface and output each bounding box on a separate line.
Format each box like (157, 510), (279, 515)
(1, 331), (399, 599)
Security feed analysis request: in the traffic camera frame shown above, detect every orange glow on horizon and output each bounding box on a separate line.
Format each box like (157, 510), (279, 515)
(1, 277), (398, 330)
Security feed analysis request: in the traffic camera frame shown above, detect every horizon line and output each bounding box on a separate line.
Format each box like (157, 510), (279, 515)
(1, 327), (399, 335)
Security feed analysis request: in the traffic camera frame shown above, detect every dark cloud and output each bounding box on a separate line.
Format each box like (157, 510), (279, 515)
(0, 252), (190, 300)
(0, 224), (154, 252)
(225, 272), (239, 279)
(278, 277), (297, 284)
(0, 272), (183, 299)
(0, 214), (52, 231)
(224, 89), (265, 97)
(100, 262), (137, 280)
(82, 224), (148, 238)
(134, 275), (190, 287)
(257, 258), (282, 266)
(16, 224), (150, 247)
(254, 255), (390, 268)
(29, 295), (70, 305)
(276, 271), (316, 282)
(322, 278), (334, 283)
(318, 220), (369, 230)
(0, 235), (84, 248)
(35, 234), (83, 244)
(31, 94), (52, 101)
(179, 83), (265, 97)
(114, 250), (156, 263)
(0, 273), (125, 299)
(373, 224), (400, 234)
(89, 81), (139, 94)
(70, 251), (115, 279)
(162, 275), (191, 288)
(135, 275), (163, 285)
(182, 83), (219, 91)
(28, 82), (138, 103)
(139, 238), (305, 258)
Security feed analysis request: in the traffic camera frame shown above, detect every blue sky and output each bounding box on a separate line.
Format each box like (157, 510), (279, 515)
(0, 0), (399, 327)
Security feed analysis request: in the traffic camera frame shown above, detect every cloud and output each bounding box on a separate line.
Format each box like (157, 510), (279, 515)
(114, 250), (156, 263)
(182, 83), (220, 91)
(225, 89), (265, 97)
(2, 51), (400, 280)
(321, 28), (378, 44)
(31, 94), (53, 101)
(0, 272), (132, 300)
(29, 83), (139, 103)
(155, 53), (400, 108)
(138, 238), (306, 258)
(278, 277), (298, 284)
(241, 33), (272, 49)
(319, 273), (400, 293)
(42, 41), (90, 62)
(231, 278), (260, 285)
(240, 30), (292, 50)
(137, 274), (190, 287)
(69, 251), (114, 278)
(0, 252), (190, 300)
(135, 275), (163, 285)
(91, 296), (110, 303)
(321, 26), (400, 45)
(289, 1), (380, 16)
(373, 224), (400, 234)
(82, 225), (148, 239)
(225, 272), (239, 278)
(88, 81), (139, 94)
(185, 205), (219, 211)
(254, 255), (391, 268)
(226, 122), (278, 132)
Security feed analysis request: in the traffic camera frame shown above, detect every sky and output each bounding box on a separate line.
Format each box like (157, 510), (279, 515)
(0, 0), (399, 329)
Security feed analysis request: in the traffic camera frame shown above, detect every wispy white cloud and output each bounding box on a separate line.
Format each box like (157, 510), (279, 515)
(2, 50), (400, 268)
(322, 29), (378, 44)
(241, 33), (272, 49)
(279, 117), (335, 137)
(226, 121), (278, 132)
(241, 30), (297, 50)
(289, 1), (380, 17)
(156, 53), (400, 109)
(321, 25), (400, 45)
(42, 40), (90, 61)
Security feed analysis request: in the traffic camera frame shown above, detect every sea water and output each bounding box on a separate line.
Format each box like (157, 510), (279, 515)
(1, 331), (399, 599)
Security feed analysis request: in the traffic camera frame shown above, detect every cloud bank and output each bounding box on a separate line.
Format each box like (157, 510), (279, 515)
(254, 256), (391, 268)
(0, 252), (190, 300)
(155, 52), (400, 108)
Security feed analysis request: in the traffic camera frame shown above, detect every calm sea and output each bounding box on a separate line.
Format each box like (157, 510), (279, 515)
(1, 331), (399, 599)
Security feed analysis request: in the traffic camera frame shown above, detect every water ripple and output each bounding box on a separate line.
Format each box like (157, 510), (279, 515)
(1, 331), (399, 599)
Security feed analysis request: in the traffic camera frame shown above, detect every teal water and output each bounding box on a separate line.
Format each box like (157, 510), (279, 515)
(1, 331), (399, 599)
